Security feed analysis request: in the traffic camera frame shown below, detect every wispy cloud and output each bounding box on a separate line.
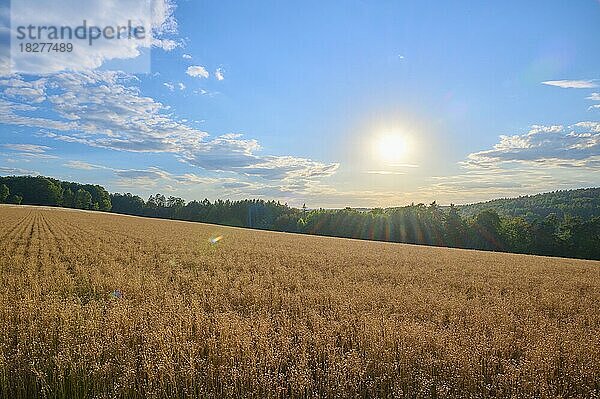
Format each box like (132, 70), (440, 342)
(63, 160), (106, 170)
(186, 65), (209, 79)
(114, 167), (172, 182)
(586, 93), (600, 101)
(182, 54), (192, 60)
(0, 77), (47, 103)
(182, 134), (339, 182)
(366, 171), (405, 175)
(1, 143), (58, 159)
(215, 68), (225, 81)
(163, 82), (185, 91)
(541, 79), (598, 89)
(2, 144), (51, 153)
(111, 166), (263, 194)
(387, 163), (419, 168)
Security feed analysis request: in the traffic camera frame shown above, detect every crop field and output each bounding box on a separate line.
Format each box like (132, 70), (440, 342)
(0, 206), (599, 398)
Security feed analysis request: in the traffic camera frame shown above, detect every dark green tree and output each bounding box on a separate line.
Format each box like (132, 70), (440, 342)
(470, 209), (503, 250)
(62, 188), (75, 208)
(0, 184), (9, 203)
(74, 189), (92, 209)
(445, 204), (467, 247)
(10, 194), (23, 205)
(499, 217), (532, 254)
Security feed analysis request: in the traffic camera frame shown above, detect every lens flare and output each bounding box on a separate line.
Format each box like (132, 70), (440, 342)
(209, 235), (223, 244)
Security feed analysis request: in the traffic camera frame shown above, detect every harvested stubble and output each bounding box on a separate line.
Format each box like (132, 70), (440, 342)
(0, 205), (599, 398)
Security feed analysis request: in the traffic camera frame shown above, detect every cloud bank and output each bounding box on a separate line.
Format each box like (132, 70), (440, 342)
(464, 123), (600, 168)
(0, 72), (338, 191)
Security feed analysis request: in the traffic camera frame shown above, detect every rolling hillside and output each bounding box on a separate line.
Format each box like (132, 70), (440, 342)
(457, 188), (600, 220)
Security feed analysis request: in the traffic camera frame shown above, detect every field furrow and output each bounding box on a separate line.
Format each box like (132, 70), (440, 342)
(0, 210), (33, 249)
(10, 211), (36, 261)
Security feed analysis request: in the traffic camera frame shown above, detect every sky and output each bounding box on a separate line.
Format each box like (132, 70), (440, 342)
(0, 0), (599, 207)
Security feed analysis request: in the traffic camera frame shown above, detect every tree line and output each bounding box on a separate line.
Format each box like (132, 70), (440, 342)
(0, 176), (111, 211)
(110, 192), (600, 260)
(2, 175), (599, 260)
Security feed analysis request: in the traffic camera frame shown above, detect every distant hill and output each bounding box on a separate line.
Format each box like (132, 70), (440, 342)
(457, 188), (600, 221)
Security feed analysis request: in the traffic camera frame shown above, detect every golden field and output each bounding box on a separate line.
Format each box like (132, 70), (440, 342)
(0, 205), (599, 398)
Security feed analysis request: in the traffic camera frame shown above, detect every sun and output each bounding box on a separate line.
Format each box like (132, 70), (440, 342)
(374, 134), (407, 163)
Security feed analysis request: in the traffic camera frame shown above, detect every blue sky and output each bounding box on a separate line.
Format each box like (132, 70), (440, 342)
(0, 0), (599, 207)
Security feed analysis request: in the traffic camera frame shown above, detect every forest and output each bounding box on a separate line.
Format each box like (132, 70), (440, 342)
(1, 175), (599, 260)
(457, 188), (600, 220)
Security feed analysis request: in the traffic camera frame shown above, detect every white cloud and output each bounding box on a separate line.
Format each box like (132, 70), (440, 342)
(2, 144), (51, 153)
(193, 88), (218, 96)
(186, 65), (209, 79)
(0, 77), (47, 103)
(163, 82), (185, 91)
(238, 156), (339, 180)
(586, 93), (600, 101)
(153, 38), (180, 51)
(541, 80), (598, 89)
(3, 87), (46, 103)
(5, 0), (179, 74)
(182, 54), (192, 60)
(63, 160), (105, 170)
(0, 98), (77, 131)
(17, 153), (58, 160)
(215, 68), (224, 81)
(573, 121), (600, 132)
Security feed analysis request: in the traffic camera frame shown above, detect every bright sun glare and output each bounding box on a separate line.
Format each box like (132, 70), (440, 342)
(374, 134), (407, 163)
